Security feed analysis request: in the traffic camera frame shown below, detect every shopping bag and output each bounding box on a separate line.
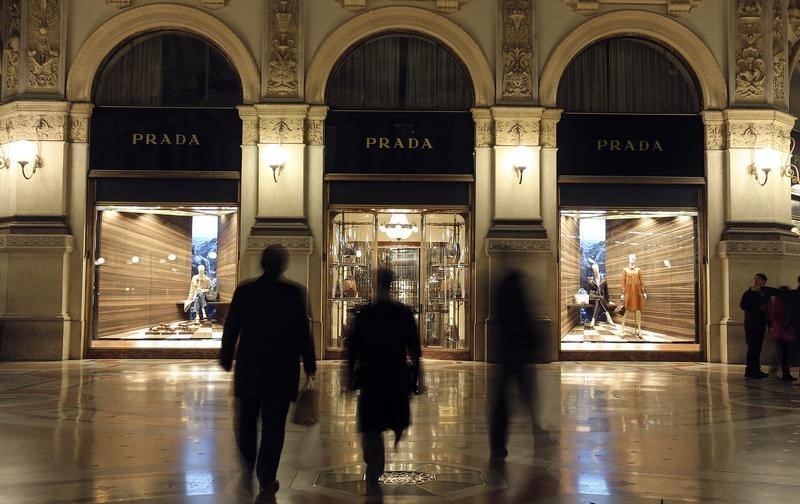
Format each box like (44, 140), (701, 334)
(291, 378), (318, 425)
(183, 299), (192, 312)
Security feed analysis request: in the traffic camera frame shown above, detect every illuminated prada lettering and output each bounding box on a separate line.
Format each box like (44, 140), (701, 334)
(365, 137), (433, 149)
(131, 133), (201, 145)
(596, 139), (663, 152)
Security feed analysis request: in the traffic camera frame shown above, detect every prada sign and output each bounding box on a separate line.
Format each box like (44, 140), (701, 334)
(325, 111), (474, 175)
(90, 107), (242, 171)
(557, 114), (703, 177)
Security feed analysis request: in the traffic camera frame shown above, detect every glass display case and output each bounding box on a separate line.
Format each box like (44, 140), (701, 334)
(326, 209), (470, 356)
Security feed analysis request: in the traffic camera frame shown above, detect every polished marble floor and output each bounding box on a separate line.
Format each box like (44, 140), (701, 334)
(0, 359), (799, 503)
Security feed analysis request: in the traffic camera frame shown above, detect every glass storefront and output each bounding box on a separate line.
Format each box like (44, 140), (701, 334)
(559, 210), (699, 348)
(327, 209), (470, 357)
(91, 206), (238, 343)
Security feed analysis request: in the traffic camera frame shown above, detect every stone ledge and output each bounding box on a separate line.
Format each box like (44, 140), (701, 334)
(246, 236), (313, 252)
(0, 234), (74, 250)
(485, 237), (551, 253)
(718, 240), (800, 257)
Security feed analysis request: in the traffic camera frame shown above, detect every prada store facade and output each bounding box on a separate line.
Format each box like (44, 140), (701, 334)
(3, 2), (800, 364)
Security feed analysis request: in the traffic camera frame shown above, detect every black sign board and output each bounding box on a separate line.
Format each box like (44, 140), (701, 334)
(557, 114), (704, 177)
(324, 111), (474, 175)
(90, 107), (242, 171)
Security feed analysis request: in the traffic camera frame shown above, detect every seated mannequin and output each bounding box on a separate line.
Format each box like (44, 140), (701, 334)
(188, 265), (212, 323)
(587, 263), (616, 328)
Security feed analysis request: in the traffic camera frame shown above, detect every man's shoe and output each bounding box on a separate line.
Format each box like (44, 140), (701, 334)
(782, 373), (797, 382)
(489, 448), (508, 460)
(759, 371), (769, 378)
(253, 489), (276, 504)
(744, 372), (766, 379)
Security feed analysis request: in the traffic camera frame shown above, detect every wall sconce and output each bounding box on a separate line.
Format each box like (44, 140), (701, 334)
(747, 137), (799, 186)
(263, 144), (287, 183)
(0, 117), (45, 180)
(510, 145), (528, 184)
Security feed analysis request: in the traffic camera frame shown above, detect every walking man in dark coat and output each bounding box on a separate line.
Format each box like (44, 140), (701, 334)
(740, 272), (770, 379)
(346, 268), (421, 494)
(220, 245), (317, 503)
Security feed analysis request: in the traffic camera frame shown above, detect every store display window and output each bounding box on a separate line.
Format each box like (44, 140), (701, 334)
(559, 210), (698, 347)
(91, 206), (238, 342)
(326, 209), (470, 356)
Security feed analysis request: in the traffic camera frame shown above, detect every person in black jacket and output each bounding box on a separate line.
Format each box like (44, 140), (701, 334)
(740, 273), (770, 379)
(346, 268), (421, 495)
(219, 245), (317, 503)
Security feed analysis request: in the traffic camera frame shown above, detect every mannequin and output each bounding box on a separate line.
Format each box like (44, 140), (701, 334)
(188, 264), (212, 323)
(587, 262), (616, 328)
(619, 253), (647, 337)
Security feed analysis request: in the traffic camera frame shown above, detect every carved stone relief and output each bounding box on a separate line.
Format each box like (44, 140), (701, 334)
(305, 105), (328, 146)
(485, 237), (551, 253)
(5, 0), (21, 95)
(247, 235), (313, 251)
(562, 0), (702, 16)
(255, 104), (309, 144)
(335, 0), (469, 12)
(500, 0), (533, 101)
(237, 106), (258, 146)
(27, 0), (61, 90)
(702, 111), (726, 150)
(494, 120), (539, 146)
(725, 115), (794, 152)
(472, 108), (493, 148)
(540, 109), (562, 148)
(773, 0), (787, 106)
(0, 101), (70, 142)
(106, 0), (130, 7)
(719, 240), (800, 256)
(201, 0), (227, 8)
(68, 102), (93, 143)
(266, 0), (300, 98)
(735, 0), (767, 102)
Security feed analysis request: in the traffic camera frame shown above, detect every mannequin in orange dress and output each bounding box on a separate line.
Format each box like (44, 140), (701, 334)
(620, 253), (647, 337)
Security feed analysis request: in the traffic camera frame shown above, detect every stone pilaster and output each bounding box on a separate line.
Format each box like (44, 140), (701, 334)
(264, 0), (303, 101)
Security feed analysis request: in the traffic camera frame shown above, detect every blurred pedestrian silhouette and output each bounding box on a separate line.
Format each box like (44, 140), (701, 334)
(740, 273), (771, 379)
(219, 245), (317, 503)
(489, 268), (545, 461)
(768, 285), (797, 382)
(346, 268), (422, 495)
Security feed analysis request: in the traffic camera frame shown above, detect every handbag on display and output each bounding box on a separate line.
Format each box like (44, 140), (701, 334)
(291, 378), (319, 425)
(342, 276), (358, 297)
(445, 324), (459, 342)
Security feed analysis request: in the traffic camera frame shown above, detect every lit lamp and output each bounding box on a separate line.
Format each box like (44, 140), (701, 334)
(510, 145), (528, 184)
(263, 144), (287, 183)
(0, 118), (45, 180)
(747, 147), (780, 186)
(379, 213), (418, 241)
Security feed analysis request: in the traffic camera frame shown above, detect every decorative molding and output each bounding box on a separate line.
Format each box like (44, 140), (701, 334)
(718, 239), (800, 257)
(26, 0), (61, 90)
(472, 107), (493, 147)
(701, 110), (726, 150)
(773, 0), (787, 107)
(734, 0), (767, 102)
(201, 0), (227, 9)
(306, 105), (328, 146)
(486, 237), (551, 253)
(68, 102), (93, 143)
(247, 235), (313, 252)
(67, 4), (260, 103)
(106, 0), (130, 7)
(266, 0), (301, 99)
(562, 0), (702, 17)
(723, 108), (795, 151)
(539, 10), (727, 110)
(491, 106), (544, 146)
(255, 103), (309, 144)
(500, 0), (534, 102)
(0, 234), (74, 251)
(540, 108), (562, 148)
(0, 100), (70, 141)
(334, 0), (469, 12)
(306, 6), (493, 106)
(5, 0), (21, 95)
(237, 105), (258, 145)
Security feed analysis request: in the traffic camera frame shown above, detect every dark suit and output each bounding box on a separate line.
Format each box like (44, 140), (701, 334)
(219, 273), (316, 490)
(347, 298), (420, 482)
(740, 287), (769, 376)
(587, 274), (611, 322)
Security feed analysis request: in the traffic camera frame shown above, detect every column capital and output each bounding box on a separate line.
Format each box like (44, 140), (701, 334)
(254, 103), (309, 144)
(237, 105), (259, 145)
(491, 106), (545, 146)
(306, 105), (328, 146)
(0, 100), (70, 142)
(723, 108), (796, 150)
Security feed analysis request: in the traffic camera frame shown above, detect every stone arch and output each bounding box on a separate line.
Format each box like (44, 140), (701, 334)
(67, 3), (259, 104)
(306, 6), (493, 107)
(540, 10), (726, 110)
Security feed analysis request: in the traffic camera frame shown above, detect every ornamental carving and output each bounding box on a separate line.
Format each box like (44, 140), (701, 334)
(500, 0), (533, 101)
(773, 0), (787, 105)
(472, 108), (493, 147)
(540, 110), (562, 148)
(237, 106), (258, 145)
(5, 0), (21, 94)
(726, 118), (793, 151)
(334, 0), (469, 12)
(305, 106), (328, 146)
(201, 0), (227, 8)
(69, 102), (92, 143)
(247, 236), (313, 251)
(106, 0), (130, 7)
(719, 240), (800, 256)
(562, 0), (702, 16)
(266, 0), (300, 98)
(494, 120), (539, 146)
(703, 119), (725, 150)
(27, 0), (61, 89)
(486, 238), (551, 253)
(3, 234), (72, 248)
(735, 0), (767, 101)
